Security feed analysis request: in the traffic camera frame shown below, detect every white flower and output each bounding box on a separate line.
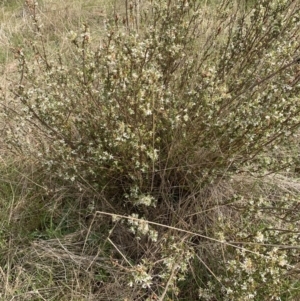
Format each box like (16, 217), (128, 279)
(255, 231), (264, 242)
(242, 258), (254, 274)
(278, 255), (287, 267)
(130, 264), (153, 288)
(149, 229), (158, 242)
(145, 109), (152, 116)
(138, 220), (149, 235)
(111, 214), (121, 222)
(246, 293), (255, 300)
(216, 231), (226, 242)
(135, 194), (156, 207)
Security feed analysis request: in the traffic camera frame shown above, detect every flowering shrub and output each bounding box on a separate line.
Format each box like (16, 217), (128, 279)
(127, 233), (194, 299)
(4, 0), (300, 196)
(194, 176), (300, 301)
(5, 1), (203, 199)
(2, 0), (300, 299)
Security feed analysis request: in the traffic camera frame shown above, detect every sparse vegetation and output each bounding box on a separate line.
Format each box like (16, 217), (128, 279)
(0, 0), (300, 300)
